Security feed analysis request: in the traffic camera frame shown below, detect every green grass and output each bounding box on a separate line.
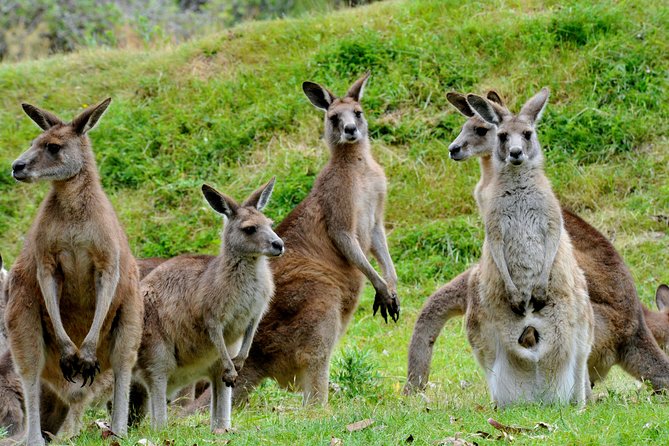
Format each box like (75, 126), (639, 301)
(0, 0), (668, 444)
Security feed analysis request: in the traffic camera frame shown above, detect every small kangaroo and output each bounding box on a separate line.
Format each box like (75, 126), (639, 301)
(465, 88), (594, 406)
(405, 91), (669, 395)
(5, 99), (143, 446)
(225, 72), (398, 406)
(133, 178), (283, 431)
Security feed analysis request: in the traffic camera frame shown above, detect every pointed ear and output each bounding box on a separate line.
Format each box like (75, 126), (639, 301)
(202, 184), (239, 219)
(71, 98), (112, 135)
(21, 103), (63, 130)
(656, 285), (669, 311)
(519, 87), (549, 124)
(303, 82), (335, 111)
(0, 253), (3, 271)
(467, 94), (505, 126)
(345, 71), (371, 102)
(446, 92), (474, 117)
(486, 90), (506, 107)
(243, 177), (276, 211)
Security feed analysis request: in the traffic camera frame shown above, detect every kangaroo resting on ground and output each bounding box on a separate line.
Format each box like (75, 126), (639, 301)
(5, 99), (143, 446)
(224, 72), (399, 406)
(133, 178), (283, 431)
(405, 90), (669, 396)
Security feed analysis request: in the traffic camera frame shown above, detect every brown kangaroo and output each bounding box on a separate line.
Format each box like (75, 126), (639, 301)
(133, 179), (283, 431)
(5, 99), (143, 446)
(226, 73), (399, 406)
(405, 90), (669, 394)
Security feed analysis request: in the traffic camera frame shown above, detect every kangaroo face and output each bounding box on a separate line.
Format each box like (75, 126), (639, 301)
(325, 98), (367, 146)
(12, 126), (86, 183)
(449, 116), (497, 161)
(495, 118), (540, 168)
(225, 208), (284, 258)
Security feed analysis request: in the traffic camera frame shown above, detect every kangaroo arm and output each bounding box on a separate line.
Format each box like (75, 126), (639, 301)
(331, 230), (386, 291)
(81, 252), (120, 352)
(207, 323), (235, 373)
(370, 219), (397, 291)
(36, 260), (75, 352)
(538, 211), (563, 287)
(485, 222), (518, 295)
(234, 318), (260, 364)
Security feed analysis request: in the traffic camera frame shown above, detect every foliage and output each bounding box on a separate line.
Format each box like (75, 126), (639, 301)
(0, 0), (667, 444)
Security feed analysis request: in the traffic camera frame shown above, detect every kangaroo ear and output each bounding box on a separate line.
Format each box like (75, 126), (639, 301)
(345, 71), (371, 102)
(303, 82), (335, 111)
(446, 92), (474, 117)
(71, 98), (111, 135)
(202, 184), (239, 219)
(22, 103), (63, 130)
(519, 87), (549, 124)
(467, 94), (505, 126)
(0, 253), (3, 271)
(243, 176), (276, 211)
(656, 285), (669, 311)
(486, 90), (506, 107)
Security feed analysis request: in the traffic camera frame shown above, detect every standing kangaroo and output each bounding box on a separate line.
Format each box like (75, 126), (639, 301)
(133, 178), (283, 431)
(5, 99), (143, 446)
(466, 88), (593, 405)
(227, 73), (399, 406)
(405, 91), (669, 395)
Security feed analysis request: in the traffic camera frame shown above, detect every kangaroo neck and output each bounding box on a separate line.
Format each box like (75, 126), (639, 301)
(478, 155), (494, 189)
(50, 155), (102, 217)
(329, 139), (372, 165)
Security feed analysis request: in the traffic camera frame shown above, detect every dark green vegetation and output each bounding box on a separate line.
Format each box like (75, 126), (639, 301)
(0, 0), (667, 444)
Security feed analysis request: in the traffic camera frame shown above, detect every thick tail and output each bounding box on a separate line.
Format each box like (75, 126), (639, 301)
(404, 269), (471, 394)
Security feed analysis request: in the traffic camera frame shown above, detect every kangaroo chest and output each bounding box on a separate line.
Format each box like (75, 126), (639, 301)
(491, 184), (551, 283)
(352, 172), (385, 253)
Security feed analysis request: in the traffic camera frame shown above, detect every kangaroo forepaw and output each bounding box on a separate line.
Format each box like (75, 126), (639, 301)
(60, 352), (80, 383)
(373, 290), (400, 323)
(79, 357), (101, 387)
(222, 369), (238, 388)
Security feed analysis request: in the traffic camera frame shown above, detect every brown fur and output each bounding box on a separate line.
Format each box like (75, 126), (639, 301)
(405, 91), (669, 394)
(5, 99), (143, 445)
(229, 73), (398, 406)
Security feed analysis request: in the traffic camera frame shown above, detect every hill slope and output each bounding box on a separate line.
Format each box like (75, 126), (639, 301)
(0, 0), (668, 444)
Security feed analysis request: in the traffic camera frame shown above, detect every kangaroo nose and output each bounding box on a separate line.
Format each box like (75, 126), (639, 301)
(449, 144), (461, 155)
(509, 147), (522, 159)
(344, 124), (357, 135)
(272, 239), (284, 253)
(12, 160), (26, 173)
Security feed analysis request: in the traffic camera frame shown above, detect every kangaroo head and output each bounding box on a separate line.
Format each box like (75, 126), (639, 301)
(467, 87), (549, 169)
(446, 91), (507, 161)
(652, 284), (669, 353)
(12, 99), (111, 183)
(202, 177), (284, 259)
(302, 72), (370, 147)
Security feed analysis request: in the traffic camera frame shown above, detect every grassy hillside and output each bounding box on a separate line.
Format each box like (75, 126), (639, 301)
(0, 0), (668, 444)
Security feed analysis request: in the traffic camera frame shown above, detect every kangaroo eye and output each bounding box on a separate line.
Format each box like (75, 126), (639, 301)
(498, 132), (508, 143)
(475, 127), (488, 137)
(523, 130), (532, 140)
(46, 143), (62, 155)
(355, 110), (363, 119)
(329, 115), (339, 126)
(242, 226), (257, 235)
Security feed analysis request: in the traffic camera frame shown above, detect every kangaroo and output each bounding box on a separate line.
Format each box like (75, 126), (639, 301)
(405, 91), (669, 395)
(0, 254), (8, 355)
(221, 72), (399, 406)
(133, 178), (283, 431)
(645, 285), (669, 353)
(465, 88), (594, 406)
(5, 99), (143, 446)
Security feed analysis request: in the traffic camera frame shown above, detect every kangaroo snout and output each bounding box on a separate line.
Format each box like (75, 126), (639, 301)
(11, 159), (29, 181)
(508, 147), (524, 165)
(448, 143), (466, 161)
(270, 238), (285, 256)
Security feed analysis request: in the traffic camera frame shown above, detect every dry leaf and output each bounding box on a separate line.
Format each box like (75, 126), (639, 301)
(330, 437), (343, 446)
(346, 418), (375, 432)
(434, 437), (477, 446)
(111, 442), (121, 446)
